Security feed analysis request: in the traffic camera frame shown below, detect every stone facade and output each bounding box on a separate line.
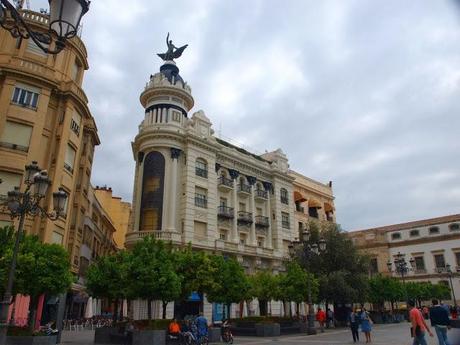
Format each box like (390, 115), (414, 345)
(126, 60), (335, 319)
(348, 214), (460, 304)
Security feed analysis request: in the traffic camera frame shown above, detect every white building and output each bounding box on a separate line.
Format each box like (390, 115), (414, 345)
(350, 214), (460, 305)
(125, 58), (335, 320)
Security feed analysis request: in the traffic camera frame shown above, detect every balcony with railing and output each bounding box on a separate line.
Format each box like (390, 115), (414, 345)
(195, 195), (208, 208)
(125, 230), (182, 246)
(238, 211), (253, 225)
(217, 206), (234, 219)
(218, 176), (233, 191)
(254, 189), (268, 200)
(413, 268), (427, 275)
(238, 183), (251, 196)
(255, 215), (269, 228)
(64, 163), (74, 174)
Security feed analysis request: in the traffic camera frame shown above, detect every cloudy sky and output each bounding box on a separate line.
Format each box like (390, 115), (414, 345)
(37, 0), (460, 230)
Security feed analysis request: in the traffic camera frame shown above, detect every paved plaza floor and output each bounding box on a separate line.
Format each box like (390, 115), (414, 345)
(61, 322), (442, 345)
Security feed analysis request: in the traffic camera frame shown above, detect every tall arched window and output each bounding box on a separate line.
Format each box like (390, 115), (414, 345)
(195, 158), (208, 178)
(140, 151), (165, 231)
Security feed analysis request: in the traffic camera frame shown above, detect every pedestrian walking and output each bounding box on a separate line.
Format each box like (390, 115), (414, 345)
(326, 308), (334, 328)
(316, 308), (326, 333)
(348, 308), (360, 343)
(360, 307), (373, 343)
(430, 299), (451, 345)
(409, 299), (433, 345)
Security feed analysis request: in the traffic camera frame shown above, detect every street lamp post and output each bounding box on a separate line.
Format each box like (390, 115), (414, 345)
(0, 161), (67, 345)
(289, 230), (326, 335)
(387, 252), (415, 304)
(437, 264), (457, 306)
(0, 0), (90, 54)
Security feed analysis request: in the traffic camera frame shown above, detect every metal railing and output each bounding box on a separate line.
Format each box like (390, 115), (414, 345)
(280, 196), (289, 204)
(238, 211), (253, 224)
(194, 195), (207, 208)
(282, 220), (290, 229)
(238, 183), (251, 193)
(218, 176), (233, 188)
(255, 189), (267, 199)
(0, 142), (28, 152)
(195, 167), (208, 178)
(255, 215), (269, 227)
(217, 206), (234, 218)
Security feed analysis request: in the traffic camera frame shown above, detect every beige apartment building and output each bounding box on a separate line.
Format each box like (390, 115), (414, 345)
(348, 214), (460, 304)
(126, 58), (335, 319)
(0, 9), (100, 275)
(94, 186), (132, 249)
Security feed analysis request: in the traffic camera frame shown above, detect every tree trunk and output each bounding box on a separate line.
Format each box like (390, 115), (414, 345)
(162, 301), (168, 319)
(227, 303), (232, 319)
(259, 300), (267, 316)
(28, 295), (39, 332)
(147, 299), (152, 320)
(113, 299), (119, 322)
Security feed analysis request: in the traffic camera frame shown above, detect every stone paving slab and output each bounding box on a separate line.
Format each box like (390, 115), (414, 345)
(60, 322), (442, 345)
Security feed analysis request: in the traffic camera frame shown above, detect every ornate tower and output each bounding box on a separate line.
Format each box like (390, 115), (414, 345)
(128, 37), (194, 244)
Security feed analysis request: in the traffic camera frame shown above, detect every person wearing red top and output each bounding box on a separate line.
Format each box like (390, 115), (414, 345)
(409, 300), (433, 345)
(316, 308), (326, 333)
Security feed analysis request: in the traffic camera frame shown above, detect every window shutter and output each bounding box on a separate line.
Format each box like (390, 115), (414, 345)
(0, 171), (21, 196)
(65, 145), (76, 169)
(1, 121), (33, 148)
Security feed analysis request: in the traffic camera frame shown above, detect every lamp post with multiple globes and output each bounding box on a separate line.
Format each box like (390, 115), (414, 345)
(387, 252), (415, 304)
(289, 230), (327, 335)
(0, 161), (68, 344)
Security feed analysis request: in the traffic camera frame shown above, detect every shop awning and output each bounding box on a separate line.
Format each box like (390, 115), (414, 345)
(294, 191), (307, 202)
(308, 199), (322, 208)
(324, 202), (334, 212)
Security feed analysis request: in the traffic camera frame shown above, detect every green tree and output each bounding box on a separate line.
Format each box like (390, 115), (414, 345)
(175, 247), (219, 303)
(127, 237), (180, 319)
(303, 222), (369, 306)
(206, 256), (250, 319)
(0, 226), (15, 296)
(368, 275), (403, 311)
(430, 283), (451, 301)
(86, 250), (131, 321)
(278, 262), (318, 316)
(15, 235), (72, 331)
(249, 270), (278, 316)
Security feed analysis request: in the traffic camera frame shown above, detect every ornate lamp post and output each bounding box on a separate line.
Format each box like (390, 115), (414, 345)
(0, 0), (90, 54)
(289, 230), (326, 335)
(437, 264), (457, 306)
(387, 252), (415, 303)
(0, 161), (67, 344)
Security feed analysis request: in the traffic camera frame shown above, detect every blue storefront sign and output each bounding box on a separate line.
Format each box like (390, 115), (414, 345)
(213, 303), (224, 323)
(188, 292), (201, 302)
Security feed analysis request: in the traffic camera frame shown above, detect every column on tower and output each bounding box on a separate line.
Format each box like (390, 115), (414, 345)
(168, 148), (181, 232)
(247, 176), (257, 246)
(229, 169), (239, 242)
(264, 182), (273, 249)
(134, 152), (145, 232)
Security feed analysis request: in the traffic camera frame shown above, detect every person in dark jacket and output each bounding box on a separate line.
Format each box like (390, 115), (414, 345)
(430, 299), (451, 345)
(348, 308), (360, 343)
